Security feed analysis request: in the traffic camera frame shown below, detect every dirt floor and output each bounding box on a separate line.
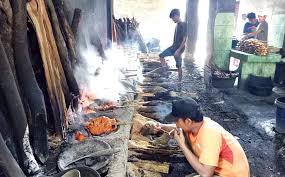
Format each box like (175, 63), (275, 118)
(164, 58), (285, 177)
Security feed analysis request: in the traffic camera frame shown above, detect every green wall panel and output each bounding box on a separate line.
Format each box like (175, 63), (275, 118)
(213, 13), (235, 69)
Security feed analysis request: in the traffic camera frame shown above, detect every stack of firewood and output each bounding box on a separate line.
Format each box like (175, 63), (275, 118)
(112, 16), (147, 53)
(0, 0), (95, 176)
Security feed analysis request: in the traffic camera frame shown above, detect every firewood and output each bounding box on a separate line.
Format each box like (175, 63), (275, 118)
(0, 0), (15, 77)
(53, 0), (78, 67)
(46, 0), (80, 104)
(90, 31), (106, 59)
(0, 133), (26, 177)
(0, 110), (19, 162)
(128, 139), (182, 155)
(10, 0), (49, 163)
(127, 162), (162, 177)
(71, 8), (81, 36)
(0, 38), (39, 173)
(27, 0), (68, 138)
(133, 160), (169, 174)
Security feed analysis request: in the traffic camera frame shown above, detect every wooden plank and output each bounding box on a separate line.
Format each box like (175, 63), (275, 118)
(46, 0), (80, 103)
(128, 139), (182, 155)
(71, 8), (81, 36)
(27, 0), (68, 138)
(133, 160), (169, 174)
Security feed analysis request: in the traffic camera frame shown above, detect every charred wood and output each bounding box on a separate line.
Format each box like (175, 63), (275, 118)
(0, 38), (39, 174)
(27, 0), (68, 138)
(0, 0), (15, 78)
(53, 0), (78, 67)
(0, 133), (26, 177)
(10, 0), (49, 163)
(46, 0), (80, 106)
(90, 31), (106, 59)
(71, 8), (81, 36)
(0, 109), (19, 163)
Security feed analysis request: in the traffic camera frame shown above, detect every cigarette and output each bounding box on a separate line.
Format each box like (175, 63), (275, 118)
(168, 129), (175, 135)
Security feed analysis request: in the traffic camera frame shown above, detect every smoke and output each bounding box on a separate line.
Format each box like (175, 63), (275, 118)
(75, 44), (140, 102)
(65, 1), (143, 102)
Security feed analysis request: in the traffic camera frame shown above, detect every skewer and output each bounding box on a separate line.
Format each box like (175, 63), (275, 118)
(115, 122), (133, 126)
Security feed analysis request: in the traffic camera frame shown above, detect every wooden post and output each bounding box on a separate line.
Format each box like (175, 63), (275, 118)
(206, 0), (236, 65)
(186, 0), (199, 57)
(71, 8), (82, 36)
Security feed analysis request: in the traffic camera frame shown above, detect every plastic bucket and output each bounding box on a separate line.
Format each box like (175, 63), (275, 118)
(275, 97), (285, 133)
(61, 169), (81, 177)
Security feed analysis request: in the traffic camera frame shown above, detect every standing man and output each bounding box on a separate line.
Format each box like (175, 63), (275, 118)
(159, 9), (187, 82)
(156, 98), (250, 177)
(243, 12), (268, 43)
(243, 12), (259, 35)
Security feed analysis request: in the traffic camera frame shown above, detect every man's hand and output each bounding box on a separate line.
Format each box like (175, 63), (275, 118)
(174, 128), (186, 147)
(250, 26), (257, 31)
(153, 122), (162, 131)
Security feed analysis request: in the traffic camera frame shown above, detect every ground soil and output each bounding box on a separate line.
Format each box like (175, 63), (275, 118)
(163, 58), (285, 177)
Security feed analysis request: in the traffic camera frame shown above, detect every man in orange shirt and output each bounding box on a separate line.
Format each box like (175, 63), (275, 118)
(157, 98), (250, 177)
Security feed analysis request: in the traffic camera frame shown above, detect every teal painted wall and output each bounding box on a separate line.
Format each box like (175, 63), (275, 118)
(270, 14), (285, 48)
(213, 13), (235, 69)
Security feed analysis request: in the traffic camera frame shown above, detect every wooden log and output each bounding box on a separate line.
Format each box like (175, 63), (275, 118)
(46, 0), (80, 105)
(27, 0), (68, 138)
(128, 140), (182, 155)
(127, 162), (162, 177)
(133, 160), (169, 174)
(0, 0), (16, 77)
(71, 8), (81, 36)
(0, 133), (26, 177)
(90, 31), (106, 59)
(10, 0), (49, 163)
(0, 109), (19, 163)
(53, 0), (78, 67)
(136, 30), (148, 53)
(0, 38), (39, 174)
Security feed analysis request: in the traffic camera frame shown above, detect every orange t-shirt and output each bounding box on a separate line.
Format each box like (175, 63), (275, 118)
(187, 118), (250, 177)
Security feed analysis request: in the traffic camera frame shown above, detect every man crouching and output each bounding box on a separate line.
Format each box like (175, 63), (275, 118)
(156, 98), (250, 177)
